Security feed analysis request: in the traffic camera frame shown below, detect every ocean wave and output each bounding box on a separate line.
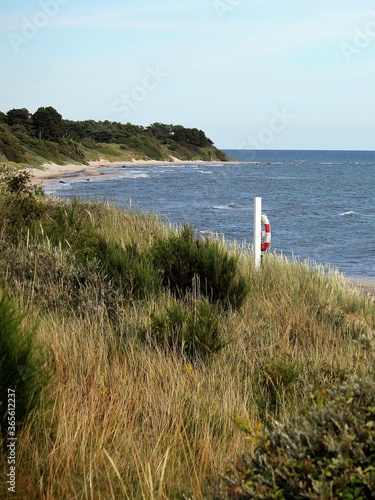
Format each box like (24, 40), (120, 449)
(122, 172), (150, 179)
(340, 211), (356, 216)
(196, 169), (213, 174)
(213, 203), (237, 210)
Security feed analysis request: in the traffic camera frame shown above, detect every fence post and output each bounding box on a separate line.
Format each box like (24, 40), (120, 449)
(254, 197), (262, 270)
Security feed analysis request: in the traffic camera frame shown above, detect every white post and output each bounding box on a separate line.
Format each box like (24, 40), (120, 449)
(254, 197), (262, 270)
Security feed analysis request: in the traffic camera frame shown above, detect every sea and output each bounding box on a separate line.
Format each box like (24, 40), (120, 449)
(44, 150), (375, 280)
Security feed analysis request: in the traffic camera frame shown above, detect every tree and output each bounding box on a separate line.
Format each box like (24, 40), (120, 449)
(146, 123), (171, 142)
(6, 108), (32, 133)
(32, 106), (63, 141)
(170, 125), (187, 144)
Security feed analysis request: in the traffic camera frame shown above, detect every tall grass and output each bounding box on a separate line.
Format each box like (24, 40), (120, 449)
(0, 180), (374, 498)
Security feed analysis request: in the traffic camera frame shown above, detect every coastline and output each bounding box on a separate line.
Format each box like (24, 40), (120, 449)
(26, 161), (375, 298)
(27, 157), (215, 185)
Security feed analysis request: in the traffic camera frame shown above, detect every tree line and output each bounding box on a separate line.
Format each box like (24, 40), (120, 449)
(0, 106), (214, 147)
(0, 106), (226, 163)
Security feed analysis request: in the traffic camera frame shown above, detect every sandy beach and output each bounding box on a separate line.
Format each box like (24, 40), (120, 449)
(28, 159), (125, 182)
(348, 279), (375, 300)
(27, 157), (206, 185)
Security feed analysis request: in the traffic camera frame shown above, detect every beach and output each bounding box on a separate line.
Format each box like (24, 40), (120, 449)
(348, 279), (375, 300)
(27, 157), (205, 185)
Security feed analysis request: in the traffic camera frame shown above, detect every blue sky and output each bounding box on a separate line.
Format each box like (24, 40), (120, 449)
(1, 0), (375, 149)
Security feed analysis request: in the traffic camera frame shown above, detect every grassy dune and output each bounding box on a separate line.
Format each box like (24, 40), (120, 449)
(0, 171), (374, 498)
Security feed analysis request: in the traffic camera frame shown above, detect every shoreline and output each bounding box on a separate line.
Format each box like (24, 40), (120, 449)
(27, 157), (225, 185)
(25, 161), (375, 298)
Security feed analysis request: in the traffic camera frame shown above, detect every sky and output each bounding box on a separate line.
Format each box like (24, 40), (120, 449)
(1, 0), (375, 150)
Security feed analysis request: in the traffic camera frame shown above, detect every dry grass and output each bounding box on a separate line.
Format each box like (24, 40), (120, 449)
(1, 200), (375, 499)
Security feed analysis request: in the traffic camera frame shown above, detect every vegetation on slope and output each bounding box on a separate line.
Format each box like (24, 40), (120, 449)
(220, 376), (375, 499)
(0, 170), (374, 499)
(0, 107), (230, 167)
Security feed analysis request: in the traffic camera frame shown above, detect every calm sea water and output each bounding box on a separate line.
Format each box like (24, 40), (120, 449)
(45, 150), (375, 279)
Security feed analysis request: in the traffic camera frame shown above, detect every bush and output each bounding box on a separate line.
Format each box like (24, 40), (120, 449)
(41, 201), (161, 302)
(149, 296), (224, 360)
(0, 169), (45, 243)
(0, 292), (48, 435)
(220, 376), (375, 499)
(152, 225), (249, 310)
(0, 168), (43, 197)
(59, 138), (86, 161)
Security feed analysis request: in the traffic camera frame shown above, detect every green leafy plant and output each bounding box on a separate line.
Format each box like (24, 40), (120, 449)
(220, 376), (375, 499)
(0, 169), (45, 243)
(41, 201), (161, 302)
(149, 296), (224, 360)
(152, 225), (249, 310)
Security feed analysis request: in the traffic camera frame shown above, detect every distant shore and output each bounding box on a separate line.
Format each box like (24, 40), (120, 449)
(27, 157), (220, 185)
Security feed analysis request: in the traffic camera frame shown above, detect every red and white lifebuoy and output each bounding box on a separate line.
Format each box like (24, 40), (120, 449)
(261, 213), (271, 252)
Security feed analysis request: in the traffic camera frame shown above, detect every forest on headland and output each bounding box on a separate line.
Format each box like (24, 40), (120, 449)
(0, 106), (230, 166)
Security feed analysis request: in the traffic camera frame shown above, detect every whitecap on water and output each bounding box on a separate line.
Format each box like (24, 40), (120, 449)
(121, 171), (149, 179)
(340, 211), (355, 216)
(213, 202), (237, 210)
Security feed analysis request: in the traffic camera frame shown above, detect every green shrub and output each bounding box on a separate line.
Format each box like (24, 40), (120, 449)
(41, 201), (161, 302)
(0, 169), (43, 197)
(152, 225), (249, 310)
(220, 376), (375, 499)
(0, 292), (48, 435)
(59, 138), (86, 161)
(0, 169), (45, 243)
(149, 296), (224, 360)
(99, 240), (162, 301)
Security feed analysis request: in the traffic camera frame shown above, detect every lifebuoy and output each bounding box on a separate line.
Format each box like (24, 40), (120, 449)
(261, 213), (271, 252)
